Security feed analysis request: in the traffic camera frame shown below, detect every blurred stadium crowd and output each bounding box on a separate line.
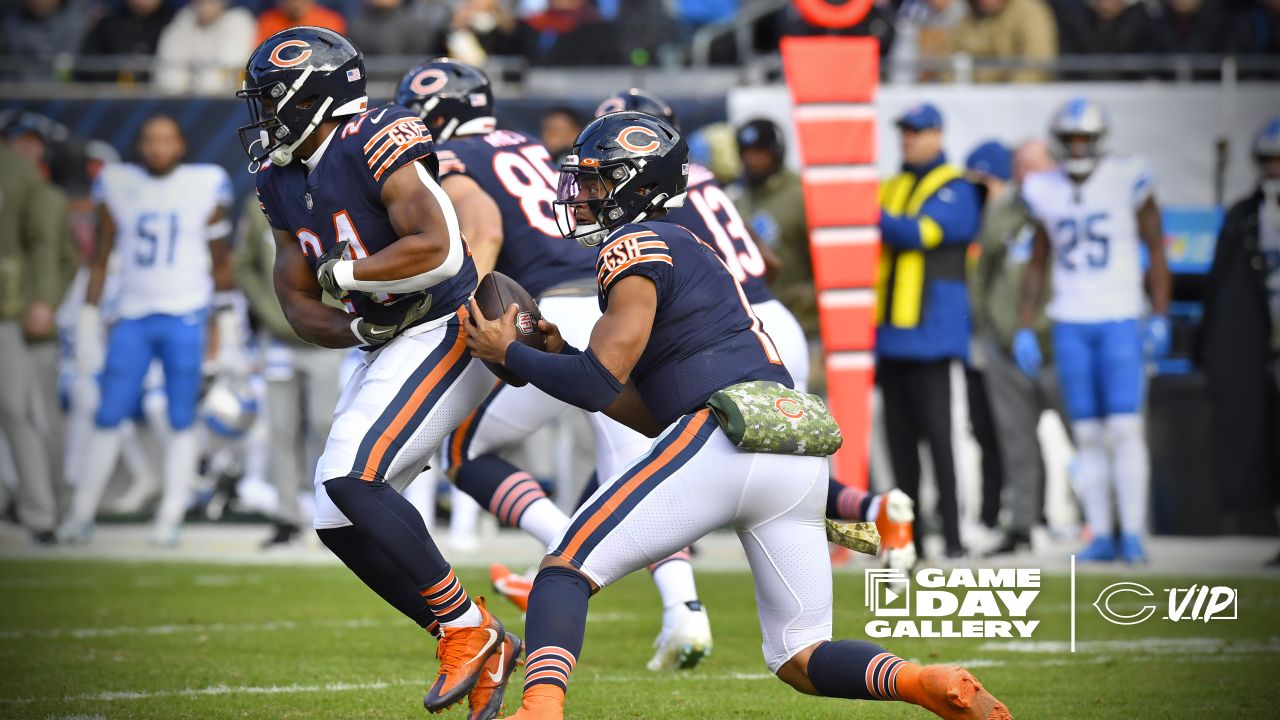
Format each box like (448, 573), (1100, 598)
(3, 0), (1279, 87)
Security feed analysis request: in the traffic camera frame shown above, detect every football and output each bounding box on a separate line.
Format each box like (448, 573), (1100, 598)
(471, 271), (545, 387)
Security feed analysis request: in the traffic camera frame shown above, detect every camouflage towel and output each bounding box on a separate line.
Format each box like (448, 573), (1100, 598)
(825, 520), (881, 556)
(706, 380), (843, 457)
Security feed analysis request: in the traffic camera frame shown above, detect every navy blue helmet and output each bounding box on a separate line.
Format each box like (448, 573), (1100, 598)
(594, 88), (677, 129)
(554, 111), (688, 247)
(237, 26), (368, 168)
(395, 58), (495, 142)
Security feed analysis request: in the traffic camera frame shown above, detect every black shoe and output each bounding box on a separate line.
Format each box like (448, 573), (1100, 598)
(31, 530), (57, 546)
(1268, 548), (1280, 567)
(985, 530), (1032, 557)
(260, 523), (300, 550)
(944, 544), (967, 559)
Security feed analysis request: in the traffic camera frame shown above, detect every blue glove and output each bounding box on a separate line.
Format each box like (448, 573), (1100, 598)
(1011, 328), (1042, 378)
(1145, 315), (1171, 357)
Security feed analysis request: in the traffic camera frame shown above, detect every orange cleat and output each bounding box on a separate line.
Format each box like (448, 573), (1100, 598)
(466, 631), (523, 720)
(875, 489), (917, 570)
(423, 597), (505, 713)
(490, 562), (533, 612)
(504, 684), (565, 720)
(906, 665), (1012, 720)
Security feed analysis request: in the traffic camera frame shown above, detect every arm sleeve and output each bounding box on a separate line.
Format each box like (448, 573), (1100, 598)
(22, 184), (66, 306)
(504, 342), (624, 412)
(879, 179), (980, 250)
(595, 227), (674, 299)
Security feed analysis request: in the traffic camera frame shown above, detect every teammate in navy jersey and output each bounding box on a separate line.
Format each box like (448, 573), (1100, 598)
(395, 60), (715, 671)
(239, 29), (519, 719)
(465, 111), (1010, 720)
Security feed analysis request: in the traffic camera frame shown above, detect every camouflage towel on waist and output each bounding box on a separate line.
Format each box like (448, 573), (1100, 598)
(706, 380), (843, 457)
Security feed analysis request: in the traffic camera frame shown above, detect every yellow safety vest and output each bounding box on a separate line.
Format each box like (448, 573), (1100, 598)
(876, 164), (965, 329)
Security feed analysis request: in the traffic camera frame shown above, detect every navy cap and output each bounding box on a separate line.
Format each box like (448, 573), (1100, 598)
(965, 140), (1012, 182)
(896, 103), (943, 131)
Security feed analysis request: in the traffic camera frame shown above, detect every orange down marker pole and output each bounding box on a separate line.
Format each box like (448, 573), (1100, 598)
(780, 26), (879, 490)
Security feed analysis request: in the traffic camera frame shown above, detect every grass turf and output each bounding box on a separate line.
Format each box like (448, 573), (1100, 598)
(0, 558), (1277, 719)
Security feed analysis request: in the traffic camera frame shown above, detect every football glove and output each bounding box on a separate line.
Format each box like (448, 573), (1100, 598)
(1011, 328), (1042, 379)
(315, 241), (351, 301)
(350, 293), (434, 348)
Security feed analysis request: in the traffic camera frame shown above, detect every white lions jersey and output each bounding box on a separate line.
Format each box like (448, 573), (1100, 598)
(92, 163), (232, 319)
(1022, 155), (1154, 323)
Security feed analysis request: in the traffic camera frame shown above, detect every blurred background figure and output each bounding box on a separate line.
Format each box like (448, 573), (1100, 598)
(888, 0), (969, 83)
(968, 138), (1064, 556)
(256, 0), (346, 43)
(730, 118), (817, 385)
(58, 115), (237, 547)
(952, 0), (1059, 82)
(0, 116), (75, 545)
(446, 0), (535, 65)
(153, 0), (255, 95)
(875, 102), (981, 559)
(77, 0), (174, 82)
(1017, 98), (1171, 563)
(2, 0), (88, 81)
(234, 197), (343, 550)
(1198, 117), (1280, 553)
(539, 105), (586, 165)
(351, 0), (447, 59)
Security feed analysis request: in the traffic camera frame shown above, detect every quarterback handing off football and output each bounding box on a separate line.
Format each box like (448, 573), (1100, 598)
(471, 271), (545, 386)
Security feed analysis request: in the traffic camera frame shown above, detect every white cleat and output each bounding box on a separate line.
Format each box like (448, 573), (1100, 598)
(55, 520), (93, 545)
(647, 602), (712, 671)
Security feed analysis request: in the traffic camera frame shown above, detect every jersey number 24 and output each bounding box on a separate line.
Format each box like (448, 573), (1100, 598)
(1055, 212), (1109, 271)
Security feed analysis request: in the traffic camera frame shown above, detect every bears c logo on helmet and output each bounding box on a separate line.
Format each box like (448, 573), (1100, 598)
(409, 68), (449, 96)
(269, 40), (312, 68)
(616, 126), (661, 154)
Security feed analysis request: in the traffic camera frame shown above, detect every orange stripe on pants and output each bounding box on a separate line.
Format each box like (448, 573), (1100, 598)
(558, 410), (710, 563)
(360, 331), (468, 481)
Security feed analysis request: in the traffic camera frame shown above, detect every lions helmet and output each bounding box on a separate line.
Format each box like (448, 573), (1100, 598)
(594, 88), (677, 128)
(237, 26), (368, 169)
(1049, 98), (1108, 178)
(395, 58), (495, 142)
(1253, 116), (1280, 161)
(202, 374), (260, 439)
(554, 111), (688, 247)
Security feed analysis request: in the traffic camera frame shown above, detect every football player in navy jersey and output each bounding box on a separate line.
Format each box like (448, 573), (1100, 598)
(395, 59), (714, 671)
(238, 28), (519, 719)
(465, 112), (1010, 720)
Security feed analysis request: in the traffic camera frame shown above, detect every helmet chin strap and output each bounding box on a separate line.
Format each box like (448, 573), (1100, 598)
(270, 96), (333, 166)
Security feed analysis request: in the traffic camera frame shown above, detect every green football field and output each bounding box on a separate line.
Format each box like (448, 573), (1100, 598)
(0, 558), (1276, 719)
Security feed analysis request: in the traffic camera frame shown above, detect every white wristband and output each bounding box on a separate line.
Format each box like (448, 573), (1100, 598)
(333, 259), (357, 291)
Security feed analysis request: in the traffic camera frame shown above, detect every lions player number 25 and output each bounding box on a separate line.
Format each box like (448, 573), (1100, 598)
(136, 212), (179, 267)
(687, 184), (767, 283)
(493, 145), (561, 238)
(1055, 212), (1109, 271)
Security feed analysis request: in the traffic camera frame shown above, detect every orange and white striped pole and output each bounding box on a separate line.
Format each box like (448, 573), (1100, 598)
(780, 8), (880, 490)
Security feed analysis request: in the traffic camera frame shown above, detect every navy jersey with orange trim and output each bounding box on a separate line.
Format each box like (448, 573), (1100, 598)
(664, 163), (775, 305)
(255, 103), (476, 330)
(436, 130), (597, 297)
(596, 221), (792, 427)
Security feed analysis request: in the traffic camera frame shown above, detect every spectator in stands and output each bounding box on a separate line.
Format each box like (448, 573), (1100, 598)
(875, 103), (981, 559)
(77, 0), (175, 82)
(952, 0), (1059, 82)
(540, 105), (586, 164)
(234, 196), (344, 550)
(729, 119), (816, 379)
(1056, 0), (1149, 55)
(968, 139), (1063, 556)
(3, 0), (88, 81)
(887, 0), (968, 82)
(256, 0), (346, 44)
(153, 0), (255, 94)
(1237, 0), (1280, 59)
(351, 0), (445, 57)
(1141, 0), (1244, 55)
(1198, 117), (1280, 549)
(527, 0), (624, 65)
(445, 0), (536, 65)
